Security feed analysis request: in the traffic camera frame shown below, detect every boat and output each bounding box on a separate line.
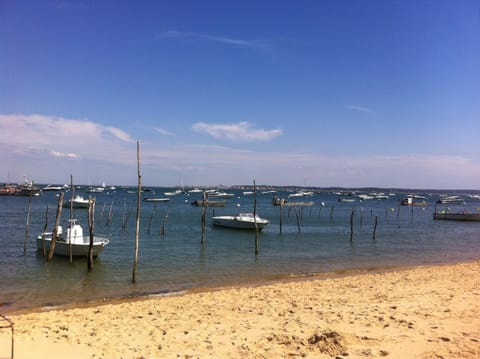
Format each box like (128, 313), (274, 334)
(143, 197), (170, 202)
(191, 199), (226, 207)
(436, 195), (465, 204)
(64, 195), (90, 208)
(15, 178), (41, 196)
(42, 184), (67, 191)
(212, 213), (269, 230)
(164, 189), (182, 196)
(433, 210), (480, 221)
(288, 191), (314, 198)
(272, 196), (314, 207)
(36, 219), (109, 257)
(208, 191), (235, 199)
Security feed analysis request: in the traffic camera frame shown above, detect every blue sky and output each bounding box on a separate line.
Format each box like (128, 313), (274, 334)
(1, 0), (479, 188)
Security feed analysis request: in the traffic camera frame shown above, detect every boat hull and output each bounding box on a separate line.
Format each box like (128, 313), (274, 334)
(433, 213), (480, 222)
(36, 237), (109, 257)
(212, 215), (269, 230)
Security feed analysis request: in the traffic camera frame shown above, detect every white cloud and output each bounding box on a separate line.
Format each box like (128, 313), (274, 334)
(2, 114), (479, 189)
(50, 150), (79, 159)
(345, 105), (376, 114)
(0, 114), (135, 163)
(192, 121), (282, 141)
(157, 30), (269, 49)
(153, 127), (175, 137)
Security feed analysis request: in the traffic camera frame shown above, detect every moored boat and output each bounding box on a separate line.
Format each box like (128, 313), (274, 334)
(143, 197), (170, 202)
(36, 219), (109, 257)
(212, 213), (269, 230)
(433, 212), (480, 222)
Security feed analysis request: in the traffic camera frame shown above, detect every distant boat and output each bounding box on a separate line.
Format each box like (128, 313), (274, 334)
(164, 189), (182, 196)
(433, 211), (480, 221)
(272, 196), (314, 207)
(208, 191), (234, 199)
(15, 178), (41, 196)
(64, 195), (90, 208)
(42, 184), (67, 191)
(36, 219), (109, 257)
(437, 196), (465, 204)
(212, 213), (269, 230)
(143, 197), (170, 202)
(288, 191), (314, 198)
(191, 199), (226, 207)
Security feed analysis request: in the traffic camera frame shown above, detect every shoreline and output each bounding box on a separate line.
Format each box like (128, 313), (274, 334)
(4, 260), (472, 316)
(2, 260), (479, 358)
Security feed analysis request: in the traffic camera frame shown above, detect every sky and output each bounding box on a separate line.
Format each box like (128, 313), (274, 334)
(1, 0), (479, 189)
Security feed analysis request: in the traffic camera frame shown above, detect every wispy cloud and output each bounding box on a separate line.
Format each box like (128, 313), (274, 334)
(0, 114), (135, 162)
(157, 30), (270, 49)
(50, 150), (79, 159)
(192, 121), (282, 141)
(345, 105), (376, 114)
(153, 127), (175, 137)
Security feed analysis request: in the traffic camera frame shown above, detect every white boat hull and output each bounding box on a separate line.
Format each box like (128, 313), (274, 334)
(212, 214), (269, 230)
(36, 236), (109, 257)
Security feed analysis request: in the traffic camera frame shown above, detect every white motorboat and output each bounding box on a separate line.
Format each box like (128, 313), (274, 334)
(212, 213), (269, 230)
(36, 219), (109, 257)
(64, 195), (90, 208)
(143, 197), (170, 202)
(208, 191), (235, 199)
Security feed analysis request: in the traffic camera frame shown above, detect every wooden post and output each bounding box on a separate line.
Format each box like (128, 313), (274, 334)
(411, 203), (414, 223)
(87, 197), (96, 270)
(350, 208), (355, 242)
(254, 180), (259, 255)
(122, 199), (128, 230)
(23, 191), (33, 256)
(69, 174), (74, 263)
(147, 203), (156, 234)
(373, 215), (378, 240)
(47, 192), (65, 261)
(161, 210), (169, 237)
(201, 191), (207, 244)
(330, 205), (334, 221)
(132, 141), (141, 284)
(41, 205), (49, 257)
(106, 201), (113, 225)
(294, 207), (301, 232)
(279, 204), (283, 234)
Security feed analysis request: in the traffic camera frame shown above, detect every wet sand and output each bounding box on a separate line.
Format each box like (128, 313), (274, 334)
(1, 261), (479, 358)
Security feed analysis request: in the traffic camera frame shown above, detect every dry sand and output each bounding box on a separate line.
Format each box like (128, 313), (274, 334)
(1, 261), (479, 358)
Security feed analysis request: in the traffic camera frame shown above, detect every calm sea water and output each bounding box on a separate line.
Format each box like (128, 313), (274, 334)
(1, 187), (480, 313)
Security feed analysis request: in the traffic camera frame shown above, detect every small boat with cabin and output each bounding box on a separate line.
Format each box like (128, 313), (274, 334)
(36, 219), (109, 257)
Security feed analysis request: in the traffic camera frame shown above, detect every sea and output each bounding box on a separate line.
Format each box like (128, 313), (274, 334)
(1, 186), (480, 313)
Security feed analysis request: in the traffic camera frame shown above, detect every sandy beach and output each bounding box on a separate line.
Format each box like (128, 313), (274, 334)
(1, 261), (479, 358)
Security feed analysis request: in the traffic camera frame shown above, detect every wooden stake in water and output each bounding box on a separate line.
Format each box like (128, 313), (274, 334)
(294, 207), (301, 232)
(350, 208), (355, 242)
(41, 205), (49, 257)
(201, 191), (207, 244)
(69, 174), (74, 263)
(253, 180), (259, 255)
(23, 191), (33, 256)
(47, 192), (65, 261)
(373, 215), (378, 241)
(279, 204), (283, 234)
(87, 197), (96, 271)
(132, 141), (141, 284)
